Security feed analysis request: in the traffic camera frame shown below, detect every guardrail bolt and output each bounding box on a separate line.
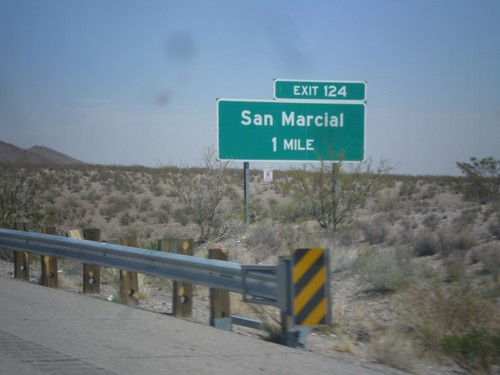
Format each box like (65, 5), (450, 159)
(14, 251), (30, 281)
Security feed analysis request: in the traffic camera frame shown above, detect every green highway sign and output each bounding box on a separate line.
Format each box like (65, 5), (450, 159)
(274, 79), (366, 101)
(217, 99), (365, 162)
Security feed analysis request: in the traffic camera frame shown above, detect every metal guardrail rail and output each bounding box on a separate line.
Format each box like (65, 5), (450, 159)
(0, 228), (332, 349)
(0, 228), (285, 309)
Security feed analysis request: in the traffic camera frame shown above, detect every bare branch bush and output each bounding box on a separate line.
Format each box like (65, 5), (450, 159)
(170, 148), (237, 243)
(282, 158), (392, 232)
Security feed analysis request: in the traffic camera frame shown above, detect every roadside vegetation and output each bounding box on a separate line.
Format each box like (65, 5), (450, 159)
(1, 155), (499, 374)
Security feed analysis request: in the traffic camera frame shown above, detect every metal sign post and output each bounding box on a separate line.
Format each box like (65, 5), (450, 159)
(243, 162), (250, 225)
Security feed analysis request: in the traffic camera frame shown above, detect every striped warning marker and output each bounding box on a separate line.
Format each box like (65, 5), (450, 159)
(292, 248), (330, 326)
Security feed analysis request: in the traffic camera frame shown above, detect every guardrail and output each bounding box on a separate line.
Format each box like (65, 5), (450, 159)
(0, 227), (330, 349)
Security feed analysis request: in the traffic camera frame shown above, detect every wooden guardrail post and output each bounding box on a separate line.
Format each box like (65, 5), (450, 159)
(119, 236), (139, 306)
(41, 227), (58, 288)
(13, 223), (29, 281)
(68, 229), (101, 293)
(157, 238), (193, 318)
(209, 248), (232, 330)
(82, 229), (101, 293)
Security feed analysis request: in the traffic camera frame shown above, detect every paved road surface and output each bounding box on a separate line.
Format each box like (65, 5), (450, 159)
(0, 277), (410, 375)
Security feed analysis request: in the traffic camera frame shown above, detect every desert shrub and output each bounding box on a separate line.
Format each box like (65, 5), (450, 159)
(471, 244), (500, 281)
(360, 217), (388, 245)
(438, 227), (477, 255)
(153, 201), (171, 224)
(488, 212), (500, 240)
(414, 199), (431, 215)
(452, 208), (479, 230)
(420, 184), (438, 200)
(100, 195), (133, 219)
(153, 209), (169, 224)
(244, 222), (283, 260)
(148, 178), (164, 197)
(422, 213), (440, 230)
(83, 189), (102, 206)
(283, 159), (392, 232)
(0, 247), (13, 261)
(65, 172), (81, 192)
(373, 189), (400, 214)
(165, 188), (180, 198)
(0, 166), (53, 228)
(457, 156), (500, 204)
(330, 246), (362, 273)
(442, 328), (500, 373)
(248, 197), (265, 221)
(442, 252), (467, 283)
(358, 248), (413, 292)
(158, 200), (172, 213)
(398, 179), (418, 200)
(399, 277), (499, 369)
(172, 208), (190, 226)
(335, 225), (361, 247)
(244, 222), (305, 261)
(483, 203), (497, 221)
(412, 230), (440, 257)
(119, 213), (135, 226)
(269, 200), (301, 223)
(262, 198), (278, 220)
(138, 197), (153, 211)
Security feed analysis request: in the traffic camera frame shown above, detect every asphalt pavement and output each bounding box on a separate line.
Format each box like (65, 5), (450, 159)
(0, 277), (409, 375)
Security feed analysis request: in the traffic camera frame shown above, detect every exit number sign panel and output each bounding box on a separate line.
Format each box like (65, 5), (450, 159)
(273, 80), (366, 101)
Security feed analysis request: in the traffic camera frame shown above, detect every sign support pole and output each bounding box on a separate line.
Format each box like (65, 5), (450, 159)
(243, 162), (250, 225)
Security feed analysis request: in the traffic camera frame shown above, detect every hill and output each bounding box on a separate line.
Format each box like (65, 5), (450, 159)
(0, 140), (83, 165)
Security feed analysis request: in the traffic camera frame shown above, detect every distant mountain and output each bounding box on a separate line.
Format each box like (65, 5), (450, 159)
(0, 140), (83, 165)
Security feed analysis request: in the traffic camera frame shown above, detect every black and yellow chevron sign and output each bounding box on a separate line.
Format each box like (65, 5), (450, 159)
(292, 248), (330, 326)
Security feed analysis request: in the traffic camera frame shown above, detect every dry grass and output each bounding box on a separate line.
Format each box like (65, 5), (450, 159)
(329, 245), (363, 273)
(330, 336), (364, 357)
(357, 247), (413, 293)
(368, 331), (416, 372)
(397, 275), (500, 358)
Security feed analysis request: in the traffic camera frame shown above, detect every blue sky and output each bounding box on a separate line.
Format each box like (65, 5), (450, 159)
(1, 0), (499, 175)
